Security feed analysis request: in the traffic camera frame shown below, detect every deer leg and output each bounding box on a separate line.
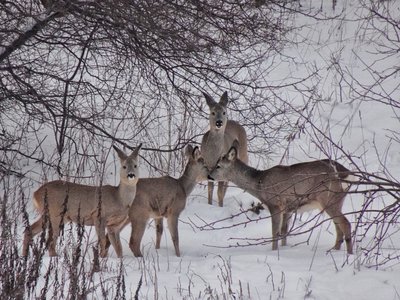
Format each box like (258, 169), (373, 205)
(268, 205), (282, 251)
(326, 206), (353, 254)
(281, 213), (291, 247)
(104, 232), (112, 252)
(344, 228), (353, 254)
(208, 181), (214, 205)
(22, 217), (44, 256)
(105, 217), (129, 256)
(332, 221), (344, 250)
(217, 181), (228, 207)
(106, 227), (123, 258)
(94, 218), (107, 258)
(129, 218), (147, 257)
(336, 215), (353, 254)
(167, 214), (180, 257)
(46, 216), (63, 257)
(155, 218), (163, 249)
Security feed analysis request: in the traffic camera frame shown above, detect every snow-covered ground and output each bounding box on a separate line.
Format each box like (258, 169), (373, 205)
(14, 1), (400, 299)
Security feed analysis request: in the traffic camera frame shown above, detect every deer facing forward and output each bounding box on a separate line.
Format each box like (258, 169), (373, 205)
(201, 91), (248, 207)
(22, 144), (142, 258)
(208, 145), (354, 254)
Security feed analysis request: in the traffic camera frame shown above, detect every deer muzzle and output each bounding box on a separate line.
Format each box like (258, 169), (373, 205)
(215, 120), (223, 128)
(127, 173), (136, 180)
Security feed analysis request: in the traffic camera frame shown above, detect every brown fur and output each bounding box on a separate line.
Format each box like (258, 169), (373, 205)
(107, 145), (207, 257)
(209, 147), (354, 254)
(201, 91), (248, 207)
(22, 144), (142, 258)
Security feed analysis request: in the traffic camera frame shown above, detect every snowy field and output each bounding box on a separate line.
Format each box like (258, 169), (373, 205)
(4, 1), (400, 299)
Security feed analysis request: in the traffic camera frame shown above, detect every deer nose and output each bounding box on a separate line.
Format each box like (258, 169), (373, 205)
(216, 120), (223, 128)
(207, 175), (215, 181)
(127, 173), (136, 180)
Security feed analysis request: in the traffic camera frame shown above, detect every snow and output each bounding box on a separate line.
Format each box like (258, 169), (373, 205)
(14, 1), (400, 299)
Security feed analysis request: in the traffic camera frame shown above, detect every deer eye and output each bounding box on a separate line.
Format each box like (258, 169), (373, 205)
(223, 112), (226, 115)
(211, 112), (215, 115)
(134, 165), (137, 168)
(123, 166), (127, 169)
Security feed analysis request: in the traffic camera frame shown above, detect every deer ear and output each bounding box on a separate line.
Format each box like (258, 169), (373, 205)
(232, 139), (240, 149)
(131, 143), (142, 158)
(185, 144), (194, 158)
(192, 146), (201, 160)
(219, 91), (228, 107)
(226, 146), (238, 161)
(113, 145), (128, 160)
(203, 92), (216, 107)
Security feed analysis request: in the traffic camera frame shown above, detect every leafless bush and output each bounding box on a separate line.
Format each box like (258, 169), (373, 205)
(1, 0), (399, 298)
(189, 0), (400, 268)
(0, 0), (307, 179)
(0, 1), (303, 297)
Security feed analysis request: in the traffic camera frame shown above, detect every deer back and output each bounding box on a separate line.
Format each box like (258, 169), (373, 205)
(209, 147), (351, 211)
(130, 145), (206, 219)
(32, 144), (141, 225)
(259, 160), (350, 210)
(131, 177), (185, 219)
(33, 182), (124, 224)
(225, 120), (248, 163)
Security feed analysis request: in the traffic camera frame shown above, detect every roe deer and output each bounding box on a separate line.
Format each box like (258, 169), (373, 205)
(201, 91), (248, 207)
(22, 144), (142, 258)
(208, 145), (354, 254)
(107, 145), (207, 257)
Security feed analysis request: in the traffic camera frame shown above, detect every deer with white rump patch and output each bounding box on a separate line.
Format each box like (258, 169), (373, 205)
(106, 145), (208, 257)
(201, 91), (248, 207)
(22, 144), (142, 258)
(208, 144), (354, 254)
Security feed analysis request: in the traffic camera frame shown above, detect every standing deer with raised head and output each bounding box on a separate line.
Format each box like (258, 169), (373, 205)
(208, 145), (354, 254)
(107, 145), (208, 257)
(201, 91), (248, 207)
(22, 144), (142, 258)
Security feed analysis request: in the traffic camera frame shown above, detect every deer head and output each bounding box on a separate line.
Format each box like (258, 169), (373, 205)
(203, 91), (229, 131)
(113, 143), (142, 185)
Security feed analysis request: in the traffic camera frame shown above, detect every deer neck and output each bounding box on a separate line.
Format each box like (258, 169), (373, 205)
(118, 182), (137, 207)
(203, 129), (227, 166)
(208, 127), (226, 141)
(178, 163), (197, 197)
(229, 160), (263, 198)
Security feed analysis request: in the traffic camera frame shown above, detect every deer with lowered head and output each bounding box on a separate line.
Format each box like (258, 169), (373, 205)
(208, 143), (354, 254)
(22, 144), (142, 258)
(201, 91), (248, 207)
(106, 144), (208, 257)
